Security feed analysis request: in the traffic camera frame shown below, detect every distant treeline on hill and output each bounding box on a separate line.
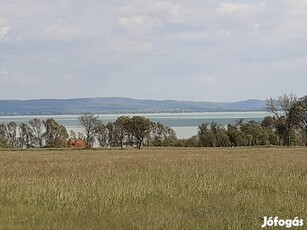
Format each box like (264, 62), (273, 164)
(0, 94), (307, 149)
(0, 97), (266, 115)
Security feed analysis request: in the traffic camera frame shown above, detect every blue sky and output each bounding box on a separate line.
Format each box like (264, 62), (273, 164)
(0, 0), (307, 101)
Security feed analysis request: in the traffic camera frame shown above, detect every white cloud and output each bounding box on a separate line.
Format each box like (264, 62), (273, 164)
(285, 0), (307, 16)
(118, 15), (164, 34)
(217, 3), (267, 14)
(110, 40), (154, 56)
(63, 74), (74, 83)
(0, 71), (40, 85)
(0, 0), (68, 19)
(270, 1), (307, 42)
(0, 0), (307, 100)
(43, 23), (88, 42)
(118, 15), (145, 28)
(253, 23), (260, 31)
(0, 26), (10, 42)
(199, 76), (217, 85)
(148, 1), (182, 23)
(115, 0), (183, 32)
(151, 1), (181, 14)
(0, 71), (9, 76)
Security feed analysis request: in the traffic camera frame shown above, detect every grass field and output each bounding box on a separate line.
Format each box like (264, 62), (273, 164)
(0, 147), (306, 229)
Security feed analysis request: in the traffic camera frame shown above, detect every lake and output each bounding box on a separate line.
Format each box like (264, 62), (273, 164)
(0, 112), (270, 139)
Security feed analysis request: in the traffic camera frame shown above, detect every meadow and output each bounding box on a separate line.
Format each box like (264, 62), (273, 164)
(0, 147), (306, 229)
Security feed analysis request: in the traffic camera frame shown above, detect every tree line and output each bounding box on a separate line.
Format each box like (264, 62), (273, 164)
(0, 115), (177, 149)
(0, 94), (307, 149)
(180, 94), (307, 147)
(77, 114), (177, 149)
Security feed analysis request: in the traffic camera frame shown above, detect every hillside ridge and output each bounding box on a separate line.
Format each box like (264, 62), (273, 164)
(0, 97), (266, 115)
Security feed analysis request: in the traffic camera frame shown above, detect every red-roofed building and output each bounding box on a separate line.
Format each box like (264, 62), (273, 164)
(70, 140), (87, 148)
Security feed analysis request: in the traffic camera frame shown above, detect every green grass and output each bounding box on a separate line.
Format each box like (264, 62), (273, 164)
(0, 147), (306, 229)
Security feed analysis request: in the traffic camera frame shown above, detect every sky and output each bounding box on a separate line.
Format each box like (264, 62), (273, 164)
(0, 0), (307, 102)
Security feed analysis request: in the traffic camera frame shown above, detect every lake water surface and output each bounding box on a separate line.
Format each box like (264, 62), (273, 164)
(0, 112), (270, 139)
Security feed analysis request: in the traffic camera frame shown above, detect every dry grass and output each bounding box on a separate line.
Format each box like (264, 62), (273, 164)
(0, 147), (307, 229)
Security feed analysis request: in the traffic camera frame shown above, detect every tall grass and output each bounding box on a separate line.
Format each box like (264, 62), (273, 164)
(0, 148), (306, 229)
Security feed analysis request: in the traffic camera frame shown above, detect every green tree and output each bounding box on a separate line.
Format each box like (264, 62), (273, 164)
(95, 122), (109, 147)
(114, 116), (130, 148)
(127, 116), (152, 149)
(261, 116), (279, 145)
(29, 118), (44, 148)
(210, 122), (231, 147)
(266, 93), (297, 146)
(19, 123), (34, 148)
(241, 120), (269, 146)
(150, 122), (177, 147)
(6, 122), (18, 147)
(106, 122), (116, 147)
(186, 135), (200, 147)
(289, 96), (307, 146)
(226, 120), (253, 147)
(227, 124), (239, 146)
(198, 123), (216, 147)
(43, 118), (68, 148)
(0, 123), (8, 148)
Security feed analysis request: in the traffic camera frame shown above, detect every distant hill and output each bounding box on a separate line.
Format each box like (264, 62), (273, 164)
(0, 97), (266, 115)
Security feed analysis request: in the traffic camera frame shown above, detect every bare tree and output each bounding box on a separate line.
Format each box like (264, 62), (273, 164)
(78, 113), (100, 148)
